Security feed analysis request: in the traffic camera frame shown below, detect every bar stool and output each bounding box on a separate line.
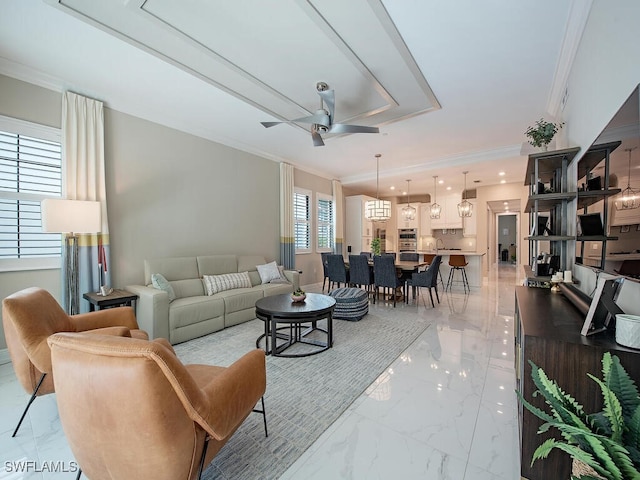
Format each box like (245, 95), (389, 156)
(446, 254), (469, 293)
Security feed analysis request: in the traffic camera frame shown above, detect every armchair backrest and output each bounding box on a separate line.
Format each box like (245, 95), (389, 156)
(321, 252), (331, 276)
(2, 287), (74, 393)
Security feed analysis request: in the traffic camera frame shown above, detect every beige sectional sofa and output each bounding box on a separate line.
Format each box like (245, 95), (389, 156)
(127, 255), (299, 344)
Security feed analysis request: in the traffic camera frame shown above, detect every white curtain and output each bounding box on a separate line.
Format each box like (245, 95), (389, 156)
(280, 163), (295, 269)
(62, 91), (109, 313)
(332, 179), (344, 255)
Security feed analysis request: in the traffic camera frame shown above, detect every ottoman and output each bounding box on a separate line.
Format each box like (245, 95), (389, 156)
(329, 287), (369, 321)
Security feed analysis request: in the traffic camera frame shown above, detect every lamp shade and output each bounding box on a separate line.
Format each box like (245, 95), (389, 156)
(41, 199), (101, 233)
(365, 199), (392, 222)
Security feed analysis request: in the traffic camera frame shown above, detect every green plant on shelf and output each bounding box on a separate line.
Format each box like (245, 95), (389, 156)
(516, 352), (640, 480)
(370, 237), (381, 256)
(525, 118), (564, 149)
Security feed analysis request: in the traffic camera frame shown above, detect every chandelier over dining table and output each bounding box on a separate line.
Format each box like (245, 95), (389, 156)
(364, 154), (392, 222)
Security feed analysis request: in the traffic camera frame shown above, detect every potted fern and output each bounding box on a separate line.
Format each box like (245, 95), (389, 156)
(517, 352), (640, 479)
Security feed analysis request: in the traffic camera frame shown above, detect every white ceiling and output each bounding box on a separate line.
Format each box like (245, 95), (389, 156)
(0, 0), (599, 198)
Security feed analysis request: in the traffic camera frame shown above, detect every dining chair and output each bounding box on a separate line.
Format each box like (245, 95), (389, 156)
(406, 255), (442, 307)
(326, 254), (349, 290)
(321, 252), (331, 292)
(446, 254), (470, 293)
(359, 251), (372, 259)
(373, 254), (404, 307)
(348, 254), (374, 300)
(424, 254), (444, 286)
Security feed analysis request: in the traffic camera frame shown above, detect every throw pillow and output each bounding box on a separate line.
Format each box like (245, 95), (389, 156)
(203, 271), (252, 296)
(256, 261), (282, 284)
(269, 265), (290, 284)
(151, 273), (176, 302)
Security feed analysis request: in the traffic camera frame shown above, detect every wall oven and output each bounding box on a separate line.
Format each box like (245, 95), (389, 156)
(398, 228), (417, 252)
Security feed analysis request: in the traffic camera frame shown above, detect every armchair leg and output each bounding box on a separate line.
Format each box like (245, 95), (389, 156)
(253, 396), (268, 437)
(197, 436), (210, 480)
(76, 468), (82, 480)
(12, 372), (46, 437)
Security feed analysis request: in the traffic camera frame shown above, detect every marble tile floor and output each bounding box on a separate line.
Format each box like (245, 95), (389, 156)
(0, 264), (523, 479)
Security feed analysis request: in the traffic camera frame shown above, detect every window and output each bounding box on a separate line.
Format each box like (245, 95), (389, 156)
(316, 193), (334, 252)
(294, 188), (311, 253)
(0, 116), (62, 271)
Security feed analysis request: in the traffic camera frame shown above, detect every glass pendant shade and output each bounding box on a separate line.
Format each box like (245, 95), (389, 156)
(365, 154), (392, 222)
(457, 171), (473, 218)
(401, 179), (416, 221)
(619, 147), (639, 210)
(430, 176), (441, 219)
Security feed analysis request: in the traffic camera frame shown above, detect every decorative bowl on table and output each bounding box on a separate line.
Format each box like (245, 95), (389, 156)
(291, 291), (306, 302)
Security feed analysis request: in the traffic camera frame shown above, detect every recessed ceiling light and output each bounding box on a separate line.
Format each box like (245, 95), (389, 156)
(503, 201), (508, 205)
(390, 186), (395, 190)
(499, 171), (506, 176)
(446, 186), (452, 191)
(438, 180), (444, 184)
(500, 180), (506, 184)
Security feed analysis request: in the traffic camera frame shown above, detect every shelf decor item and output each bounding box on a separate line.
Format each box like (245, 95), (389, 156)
(524, 118), (564, 150)
(517, 352), (640, 480)
(615, 314), (640, 349)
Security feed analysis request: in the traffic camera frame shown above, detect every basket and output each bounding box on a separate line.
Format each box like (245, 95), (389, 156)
(615, 314), (640, 349)
(571, 458), (605, 479)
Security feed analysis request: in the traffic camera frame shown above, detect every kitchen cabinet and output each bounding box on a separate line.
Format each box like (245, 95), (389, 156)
(462, 199), (477, 237)
(396, 203), (421, 230)
(419, 203), (432, 234)
(429, 194), (463, 230)
(345, 195), (375, 254)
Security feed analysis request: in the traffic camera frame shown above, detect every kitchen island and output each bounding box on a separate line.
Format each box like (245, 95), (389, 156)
(417, 251), (485, 288)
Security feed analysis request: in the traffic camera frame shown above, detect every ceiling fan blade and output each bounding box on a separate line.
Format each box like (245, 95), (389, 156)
(317, 89), (335, 123)
(262, 112), (330, 128)
(311, 129), (325, 147)
(260, 121), (285, 128)
(328, 123), (380, 134)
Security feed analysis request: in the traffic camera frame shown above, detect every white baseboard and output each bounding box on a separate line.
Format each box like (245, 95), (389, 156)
(0, 348), (10, 365)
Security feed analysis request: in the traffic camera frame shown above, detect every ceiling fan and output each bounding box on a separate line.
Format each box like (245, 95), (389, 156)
(260, 81), (379, 146)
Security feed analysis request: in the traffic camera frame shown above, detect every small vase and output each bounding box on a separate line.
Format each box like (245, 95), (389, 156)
(291, 293), (306, 302)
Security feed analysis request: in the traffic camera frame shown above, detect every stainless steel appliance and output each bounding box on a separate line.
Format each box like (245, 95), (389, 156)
(398, 228), (417, 252)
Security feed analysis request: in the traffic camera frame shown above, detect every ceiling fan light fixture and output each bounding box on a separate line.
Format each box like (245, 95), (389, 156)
(401, 179), (416, 221)
(457, 171), (473, 218)
(430, 175), (441, 219)
(618, 147), (640, 210)
(365, 154), (391, 222)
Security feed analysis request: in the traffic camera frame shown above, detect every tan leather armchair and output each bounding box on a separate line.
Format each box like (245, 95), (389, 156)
(2, 287), (148, 437)
(47, 332), (267, 480)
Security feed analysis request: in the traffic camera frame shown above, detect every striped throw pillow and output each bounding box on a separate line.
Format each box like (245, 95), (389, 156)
(202, 272), (252, 296)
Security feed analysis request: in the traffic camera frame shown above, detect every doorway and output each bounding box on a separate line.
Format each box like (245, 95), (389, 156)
(497, 214), (518, 264)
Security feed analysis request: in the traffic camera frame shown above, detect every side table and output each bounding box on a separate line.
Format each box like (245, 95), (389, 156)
(83, 289), (138, 312)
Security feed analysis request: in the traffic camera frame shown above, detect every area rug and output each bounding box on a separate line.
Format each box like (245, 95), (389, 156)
(174, 302), (432, 480)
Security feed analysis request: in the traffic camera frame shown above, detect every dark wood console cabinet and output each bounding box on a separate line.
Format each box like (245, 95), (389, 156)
(515, 286), (640, 479)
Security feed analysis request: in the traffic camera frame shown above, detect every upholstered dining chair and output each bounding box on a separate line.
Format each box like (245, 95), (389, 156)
(47, 332), (267, 480)
(326, 254), (350, 290)
(424, 254), (444, 286)
(321, 252), (331, 292)
(406, 255), (442, 307)
(2, 287), (148, 437)
(348, 254), (374, 300)
(373, 254), (404, 307)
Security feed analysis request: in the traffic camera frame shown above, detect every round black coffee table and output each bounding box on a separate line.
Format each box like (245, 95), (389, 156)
(255, 293), (336, 357)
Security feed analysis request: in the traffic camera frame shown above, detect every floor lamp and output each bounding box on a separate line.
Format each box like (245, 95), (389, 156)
(41, 199), (101, 315)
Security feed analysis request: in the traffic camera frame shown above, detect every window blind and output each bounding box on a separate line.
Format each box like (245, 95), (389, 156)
(294, 190), (310, 251)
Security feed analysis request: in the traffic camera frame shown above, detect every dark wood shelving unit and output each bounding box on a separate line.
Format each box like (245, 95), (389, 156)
(577, 188), (621, 209)
(524, 192), (576, 213)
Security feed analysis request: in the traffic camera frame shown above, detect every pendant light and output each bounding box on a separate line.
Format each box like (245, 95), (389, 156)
(365, 154), (392, 221)
(401, 179), (416, 221)
(430, 176), (441, 219)
(457, 171), (473, 217)
(619, 147), (639, 210)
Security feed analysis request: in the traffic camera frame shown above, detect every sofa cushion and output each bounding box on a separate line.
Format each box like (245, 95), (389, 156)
(197, 255), (238, 276)
(169, 296), (224, 330)
(151, 273), (176, 302)
(202, 272), (252, 296)
(169, 279), (205, 299)
(216, 287), (264, 314)
(257, 261), (282, 284)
